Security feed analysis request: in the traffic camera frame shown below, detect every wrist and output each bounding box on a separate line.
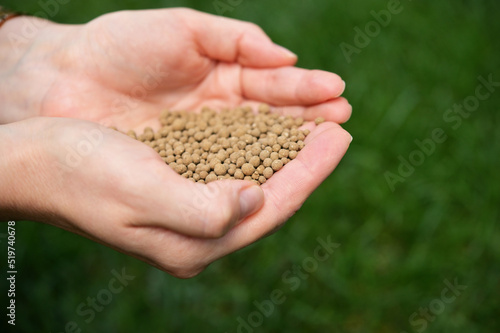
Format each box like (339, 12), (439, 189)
(0, 16), (74, 123)
(0, 6), (22, 29)
(0, 119), (56, 223)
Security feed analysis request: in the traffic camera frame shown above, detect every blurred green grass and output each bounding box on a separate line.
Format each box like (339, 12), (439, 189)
(1, 0), (499, 332)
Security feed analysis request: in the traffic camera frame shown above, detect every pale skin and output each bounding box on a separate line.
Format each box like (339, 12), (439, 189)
(0, 8), (352, 278)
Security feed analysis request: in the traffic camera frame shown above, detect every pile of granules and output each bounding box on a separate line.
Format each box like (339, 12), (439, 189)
(124, 104), (321, 185)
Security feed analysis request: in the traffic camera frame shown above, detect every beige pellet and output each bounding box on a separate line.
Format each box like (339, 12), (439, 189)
(172, 119), (187, 131)
(249, 156), (261, 168)
(174, 145), (185, 155)
(271, 124), (283, 135)
(127, 106), (312, 184)
(277, 136), (287, 146)
(209, 158), (221, 169)
(206, 173), (217, 183)
(234, 169), (244, 179)
(175, 164), (187, 174)
(236, 156), (246, 168)
(214, 163), (227, 176)
(250, 145), (261, 156)
(258, 103), (271, 114)
(279, 149), (289, 158)
(256, 165), (265, 175)
(315, 117), (325, 125)
(242, 163), (255, 176)
(263, 167), (273, 179)
(271, 159), (283, 172)
(127, 130), (137, 139)
(259, 150), (270, 160)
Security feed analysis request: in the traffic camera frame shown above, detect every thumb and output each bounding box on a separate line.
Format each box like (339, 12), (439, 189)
(135, 173), (265, 238)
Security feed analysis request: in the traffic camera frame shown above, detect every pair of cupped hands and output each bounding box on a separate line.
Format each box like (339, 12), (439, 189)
(0, 8), (351, 277)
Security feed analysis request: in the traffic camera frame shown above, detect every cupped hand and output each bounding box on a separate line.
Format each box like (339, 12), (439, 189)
(0, 8), (352, 277)
(2, 8), (351, 129)
(4, 116), (349, 277)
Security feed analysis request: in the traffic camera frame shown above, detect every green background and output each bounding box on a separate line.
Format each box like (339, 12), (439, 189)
(1, 0), (499, 332)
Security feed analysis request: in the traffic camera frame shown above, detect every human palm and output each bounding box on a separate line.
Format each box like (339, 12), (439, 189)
(1, 9), (352, 277)
(39, 8), (351, 130)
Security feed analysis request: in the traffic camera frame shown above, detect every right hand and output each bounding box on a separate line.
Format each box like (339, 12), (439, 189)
(1, 116), (350, 278)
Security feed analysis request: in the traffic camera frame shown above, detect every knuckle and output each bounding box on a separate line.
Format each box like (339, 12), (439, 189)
(159, 249), (209, 279)
(169, 264), (206, 279)
(171, 7), (194, 14)
(191, 182), (239, 238)
(245, 22), (265, 35)
(201, 206), (234, 238)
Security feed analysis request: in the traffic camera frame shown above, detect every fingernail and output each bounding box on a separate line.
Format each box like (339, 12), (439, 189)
(275, 44), (297, 59)
(350, 135), (354, 143)
(239, 185), (264, 219)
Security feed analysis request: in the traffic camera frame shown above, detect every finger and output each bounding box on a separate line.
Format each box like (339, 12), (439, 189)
(242, 67), (346, 106)
(131, 166), (265, 239)
(209, 122), (352, 258)
(300, 97), (352, 123)
(246, 97), (352, 124)
(184, 9), (298, 67)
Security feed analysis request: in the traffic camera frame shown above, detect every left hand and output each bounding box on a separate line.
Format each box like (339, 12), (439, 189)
(0, 8), (351, 129)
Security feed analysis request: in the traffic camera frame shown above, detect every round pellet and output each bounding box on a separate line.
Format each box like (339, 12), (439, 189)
(127, 106), (311, 185)
(271, 159), (283, 172)
(242, 163), (255, 176)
